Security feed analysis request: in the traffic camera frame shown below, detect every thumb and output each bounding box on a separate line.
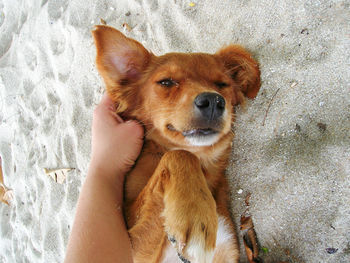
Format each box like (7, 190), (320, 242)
(116, 120), (144, 170)
(121, 120), (144, 141)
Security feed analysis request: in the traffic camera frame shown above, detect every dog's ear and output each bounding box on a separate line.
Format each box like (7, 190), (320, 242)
(93, 25), (151, 86)
(92, 26), (151, 111)
(216, 45), (261, 103)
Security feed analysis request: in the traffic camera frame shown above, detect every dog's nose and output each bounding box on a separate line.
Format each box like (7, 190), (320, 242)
(194, 92), (225, 120)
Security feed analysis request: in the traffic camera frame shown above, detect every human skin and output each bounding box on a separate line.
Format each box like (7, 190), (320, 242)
(64, 93), (144, 263)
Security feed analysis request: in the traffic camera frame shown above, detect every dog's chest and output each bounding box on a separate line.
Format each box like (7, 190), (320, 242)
(125, 140), (221, 204)
(160, 244), (183, 263)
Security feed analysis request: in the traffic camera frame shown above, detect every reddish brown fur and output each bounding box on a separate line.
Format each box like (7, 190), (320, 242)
(93, 25), (260, 263)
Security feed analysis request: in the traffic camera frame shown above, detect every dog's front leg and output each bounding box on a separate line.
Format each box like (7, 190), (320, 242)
(161, 150), (218, 263)
(129, 150), (218, 263)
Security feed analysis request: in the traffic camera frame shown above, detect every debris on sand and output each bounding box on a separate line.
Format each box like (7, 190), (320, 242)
(241, 215), (260, 263)
(122, 23), (132, 32)
(0, 157), (13, 205)
(44, 168), (74, 184)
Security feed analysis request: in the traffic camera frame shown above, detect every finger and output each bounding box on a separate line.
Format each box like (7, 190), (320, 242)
(121, 120), (144, 139)
(98, 93), (124, 123)
(99, 93), (115, 108)
(111, 111), (124, 123)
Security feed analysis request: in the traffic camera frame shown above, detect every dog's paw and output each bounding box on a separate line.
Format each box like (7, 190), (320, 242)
(163, 194), (218, 263)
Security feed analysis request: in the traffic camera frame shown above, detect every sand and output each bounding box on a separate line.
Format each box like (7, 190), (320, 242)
(0, 0), (349, 262)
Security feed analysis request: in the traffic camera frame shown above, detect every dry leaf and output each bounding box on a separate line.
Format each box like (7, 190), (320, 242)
(189, 2), (196, 7)
(241, 215), (260, 263)
(0, 157), (13, 205)
(245, 192), (252, 206)
(122, 23), (132, 32)
(241, 215), (254, 230)
(44, 168), (73, 184)
(0, 186), (13, 205)
(100, 18), (107, 25)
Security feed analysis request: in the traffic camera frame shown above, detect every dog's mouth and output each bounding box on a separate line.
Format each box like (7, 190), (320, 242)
(167, 124), (220, 146)
(182, 128), (217, 137)
(167, 124), (218, 136)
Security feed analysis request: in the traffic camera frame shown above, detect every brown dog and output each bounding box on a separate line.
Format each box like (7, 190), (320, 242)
(93, 25), (260, 263)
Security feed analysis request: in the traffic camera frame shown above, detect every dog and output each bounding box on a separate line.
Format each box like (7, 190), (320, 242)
(93, 25), (260, 263)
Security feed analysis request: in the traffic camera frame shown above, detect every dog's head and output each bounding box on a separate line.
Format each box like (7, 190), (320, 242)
(93, 26), (260, 149)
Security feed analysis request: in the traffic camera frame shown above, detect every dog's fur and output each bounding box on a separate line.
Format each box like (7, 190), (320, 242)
(93, 25), (260, 263)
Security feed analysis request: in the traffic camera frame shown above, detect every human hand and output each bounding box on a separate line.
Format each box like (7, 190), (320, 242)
(90, 93), (144, 180)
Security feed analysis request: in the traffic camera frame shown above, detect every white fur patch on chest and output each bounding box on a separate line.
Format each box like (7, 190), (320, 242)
(216, 216), (234, 246)
(160, 216), (233, 263)
(160, 243), (183, 263)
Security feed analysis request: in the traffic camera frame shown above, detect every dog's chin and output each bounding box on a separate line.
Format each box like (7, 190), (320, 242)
(184, 133), (220, 146)
(182, 128), (220, 146)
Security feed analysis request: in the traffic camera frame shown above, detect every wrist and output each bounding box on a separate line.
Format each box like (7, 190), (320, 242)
(88, 160), (126, 187)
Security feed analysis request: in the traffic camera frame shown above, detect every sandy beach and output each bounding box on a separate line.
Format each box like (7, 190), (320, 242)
(0, 0), (349, 262)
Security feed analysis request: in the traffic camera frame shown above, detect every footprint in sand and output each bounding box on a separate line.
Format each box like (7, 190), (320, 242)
(29, 93), (45, 114)
(60, 215), (70, 245)
(66, 173), (80, 211)
(164, 15), (197, 52)
(144, 0), (160, 12)
(44, 225), (62, 258)
(47, 0), (68, 21)
(50, 33), (66, 56)
(58, 73), (69, 83)
(37, 144), (48, 165)
(23, 46), (38, 71)
(12, 230), (29, 260)
(41, 0), (48, 7)
(31, 221), (43, 256)
(27, 148), (36, 167)
(20, 211), (33, 228)
(71, 105), (84, 128)
(46, 92), (61, 106)
(22, 79), (35, 97)
(0, 2), (5, 28)
(29, 242), (42, 261)
(0, 207), (13, 239)
(63, 133), (76, 166)
(50, 183), (65, 212)
(49, 24), (67, 56)
(42, 115), (54, 135)
(81, 83), (94, 108)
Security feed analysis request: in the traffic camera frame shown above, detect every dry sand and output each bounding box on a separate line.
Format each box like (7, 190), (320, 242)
(0, 0), (349, 262)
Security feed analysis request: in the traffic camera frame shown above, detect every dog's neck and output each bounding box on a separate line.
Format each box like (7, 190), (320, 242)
(145, 128), (233, 175)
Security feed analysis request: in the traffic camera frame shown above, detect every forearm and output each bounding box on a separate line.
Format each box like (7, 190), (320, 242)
(65, 167), (133, 263)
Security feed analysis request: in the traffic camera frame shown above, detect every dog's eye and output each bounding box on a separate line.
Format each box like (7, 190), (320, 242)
(157, 78), (176, 88)
(215, 82), (229, 88)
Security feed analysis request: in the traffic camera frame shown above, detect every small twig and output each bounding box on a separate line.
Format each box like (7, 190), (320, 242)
(122, 23), (132, 32)
(273, 82), (298, 135)
(262, 88), (280, 126)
